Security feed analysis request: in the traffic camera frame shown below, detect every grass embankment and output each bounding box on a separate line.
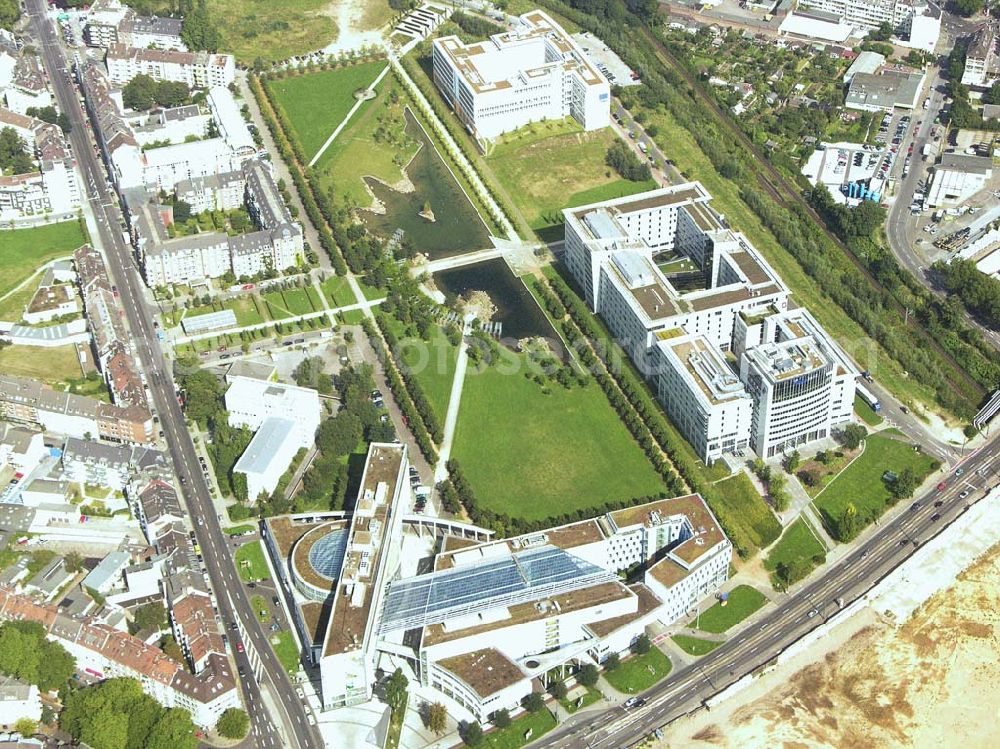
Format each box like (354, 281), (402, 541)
(603, 648), (673, 694)
(488, 119), (656, 240)
(763, 518), (827, 589)
(671, 635), (723, 656)
(815, 433), (938, 531)
(692, 585), (767, 634)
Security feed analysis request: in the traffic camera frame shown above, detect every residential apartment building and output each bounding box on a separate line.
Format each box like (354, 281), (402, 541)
(0, 108), (80, 220)
(120, 15), (186, 51)
(962, 24), (998, 87)
(0, 587), (239, 727)
(797, 0), (924, 31)
(0, 374), (153, 444)
(105, 44), (235, 89)
(563, 184), (857, 463)
(432, 9), (610, 140)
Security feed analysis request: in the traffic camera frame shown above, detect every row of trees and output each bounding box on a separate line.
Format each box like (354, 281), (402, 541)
(605, 140), (652, 182)
(363, 318), (439, 464)
(377, 316), (444, 443)
(933, 259), (1000, 330)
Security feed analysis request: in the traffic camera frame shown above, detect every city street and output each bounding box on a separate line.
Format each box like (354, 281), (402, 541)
(531, 431), (1000, 749)
(23, 2), (322, 747)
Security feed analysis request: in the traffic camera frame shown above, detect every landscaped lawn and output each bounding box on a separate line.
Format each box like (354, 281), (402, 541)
(815, 433), (939, 530)
(481, 708), (557, 749)
(225, 524), (257, 536)
(671, 634), (723, 656)
(489, 120), (656, 239)
(854, 394), (884, 426)
(270, 630), (300, 676)
(262, 288), (318, 320)
(250, 595), (271, 623)
(0, 344), (84, 386)
(265, 61), (387, 158)
(0, 220), (87, 299)
(392, 324), (458, 424)
(322, 275), (357, 307)
(312, 77), (421, 207)
(235, 541), (269, 582)
(451, 352), (665, 521)
(764, 518), (827, 589)
(0, 274), (42, 322)
(560, 686), (602, 714)
(603, 648), (672, 694)
(707, 473), (781, 555)
(692, 585), (767, 634)
(185, 296), (265, 329)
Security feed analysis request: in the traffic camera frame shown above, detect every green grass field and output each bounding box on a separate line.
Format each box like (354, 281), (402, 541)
(0, 344), (84, 386)
(270, 630), (300, 676)
(489, 120), (656, 239)
(644, 108), (941, 413)
(0, 221), (87, 299)
(251, 594), (271, 623)
(266, 61), (387, 158)
(452, 352), (665, 521)
(693, 585), (767, 634)
(322, 276), (357, 307)
(393, 324), (458, 424)
(764, 518), (827, 588)
(671, 634), (723, 656)
(815, 433), (938, 529)
(235, 541), (269, 582)
(482, 709), (557, 749)
(225, 524), (257, 536)
(854, 394), (884, 426)
(603, 648), (673, 694)
(708, 473), (782, 554)
(0, 274), (41, 322)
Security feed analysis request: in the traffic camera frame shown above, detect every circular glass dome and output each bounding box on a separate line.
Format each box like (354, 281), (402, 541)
(307, 528), (349, 582)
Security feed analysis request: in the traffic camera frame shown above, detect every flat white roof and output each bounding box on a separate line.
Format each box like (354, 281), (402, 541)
(235, 416), (296, 475)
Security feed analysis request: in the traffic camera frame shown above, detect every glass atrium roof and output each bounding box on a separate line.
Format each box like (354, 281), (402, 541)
(379, 545), (613, 634)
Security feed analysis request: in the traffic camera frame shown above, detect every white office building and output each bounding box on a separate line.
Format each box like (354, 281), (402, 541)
(926, 153), (993, 207)
(737, 308), (856, 458)
(234, 416), (302, 501)
(431, 9), (610, 140)
(563, 184), (857, 462)
(225, 375), (319, 449)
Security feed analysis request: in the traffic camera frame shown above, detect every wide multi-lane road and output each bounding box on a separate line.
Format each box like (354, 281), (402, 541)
(535, 433), (1000, 749)
(23, 3), (321, 747)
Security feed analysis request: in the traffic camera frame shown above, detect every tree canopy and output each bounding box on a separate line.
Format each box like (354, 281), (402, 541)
(216, 708), (249, 739)
(122, 75), (191, 112)
(0, 620), (75, 692)
(0, 0), (18, 31)
(0, 127), (33, 175)
(605, 139), (652, 182)
(60, 678), (198, 749)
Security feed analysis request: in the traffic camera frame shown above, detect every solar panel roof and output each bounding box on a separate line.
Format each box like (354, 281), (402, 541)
(379, 545), (613, 634)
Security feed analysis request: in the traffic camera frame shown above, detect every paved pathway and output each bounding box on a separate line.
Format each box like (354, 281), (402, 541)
(308, 63), (391, 167)
(433, 316), (473, 483)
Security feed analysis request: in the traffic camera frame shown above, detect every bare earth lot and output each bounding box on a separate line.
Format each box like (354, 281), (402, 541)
(656, 543), (1000, 749)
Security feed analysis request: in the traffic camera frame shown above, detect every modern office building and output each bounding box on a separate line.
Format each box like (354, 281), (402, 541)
(319, 443), (410, 710)
(563, 183), (857, 463)
(265, 473), (731, 724)
(736, 308), (856, 458)
(233, 416), (302, 501)
(431, 9), (610, 140)
(224, 375), (319, 448)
